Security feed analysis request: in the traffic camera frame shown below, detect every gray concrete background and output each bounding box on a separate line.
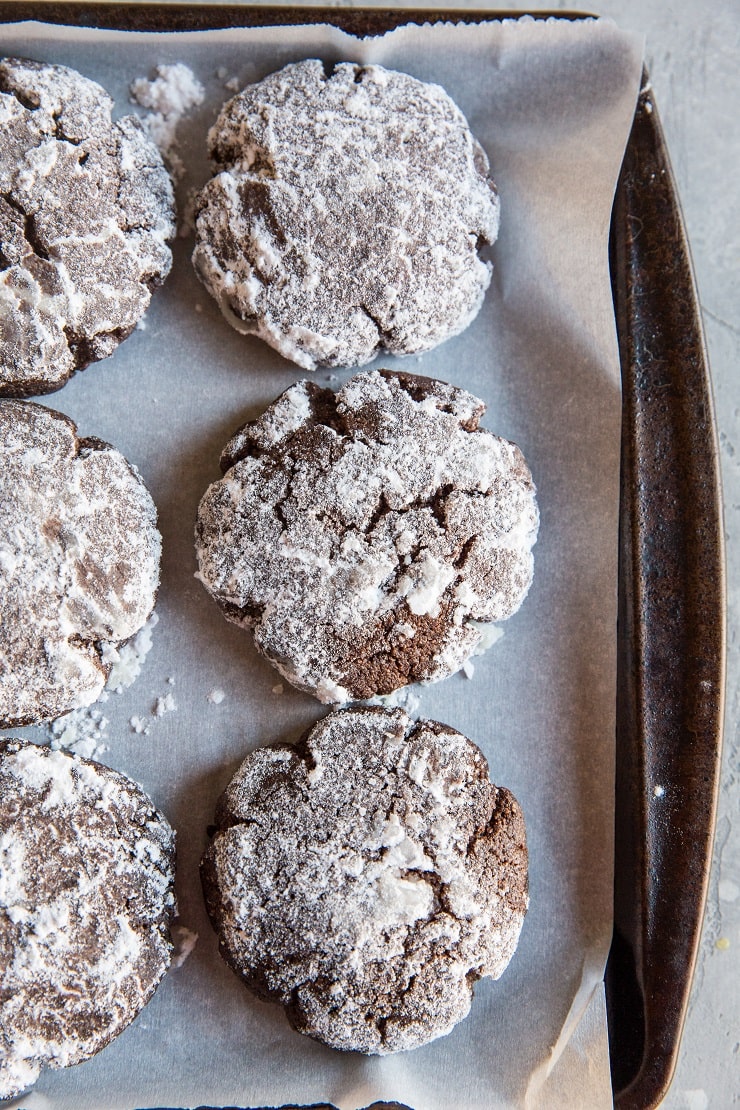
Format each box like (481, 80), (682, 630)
(177, 1), (740, 1104)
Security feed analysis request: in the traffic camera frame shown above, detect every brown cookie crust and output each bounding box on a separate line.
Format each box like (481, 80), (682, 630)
(0, 56), (175, 396)
(0, 740), (176, 1100)
(0, 398), (161, 726)
(195, 369), (538, 703)
(202, 707), (528, 1055)
(193, 59), (499, 370)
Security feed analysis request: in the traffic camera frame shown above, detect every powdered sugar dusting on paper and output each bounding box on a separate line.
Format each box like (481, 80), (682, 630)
(130, 62), (204, 182)
(154, 693), (176, 717)
(49, 707), (109, 761)
(170, 924), (198, 969)
(106, 613), (159, 694)
(42, 612), (161, 757)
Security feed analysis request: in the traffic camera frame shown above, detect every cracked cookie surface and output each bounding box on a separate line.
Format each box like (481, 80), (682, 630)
(0, 56), (175, 396)
(0, 399), (161, 726)
(0, 739), (176, 1100)
(195, 369), (538, 703)
(201, 706), (528, 1054)
(192, 59), (499, 370)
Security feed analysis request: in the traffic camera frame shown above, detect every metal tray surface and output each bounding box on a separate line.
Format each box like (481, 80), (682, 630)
(0, 6), (725, 1109)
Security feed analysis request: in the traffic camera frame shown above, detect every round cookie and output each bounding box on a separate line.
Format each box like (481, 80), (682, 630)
(0, 740), (176, 1100)
(0, 399), (161, 727)
(192, 59), (499, 371)
(0, 56), (175, 396)
(201, 707), (528, 1054)
(195, 368), (538, 703)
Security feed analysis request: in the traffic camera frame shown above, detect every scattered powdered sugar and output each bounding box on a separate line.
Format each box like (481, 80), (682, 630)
(369, 685), (422, 718)
(196, 369), (538, 704)
(0, 740), (175, 1101)
(154, 693), (176, 717)
(41, 613), (161, 756)
(106, 612), (159, 694)
(471, 621), (506, 655)
(130, 63), (204, 183)
(170, 925), (198, 969)
(49, 707), (109, 761)
(202, 707), (527, 1055)
(126, 681), (179, 734)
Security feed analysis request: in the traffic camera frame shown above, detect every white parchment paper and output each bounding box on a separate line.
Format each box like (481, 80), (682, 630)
(0, 15), (643, 1110)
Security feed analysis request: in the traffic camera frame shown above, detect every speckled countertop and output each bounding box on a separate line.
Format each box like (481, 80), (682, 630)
(318, 2), (738, 1106)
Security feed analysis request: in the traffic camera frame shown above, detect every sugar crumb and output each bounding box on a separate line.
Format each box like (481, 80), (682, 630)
(170, 924), (199, 969)
(207, 688), (226, 705)
(154, 693), (177, 717)
(130, 62), (204, 182)
(106, 612), (159, 694)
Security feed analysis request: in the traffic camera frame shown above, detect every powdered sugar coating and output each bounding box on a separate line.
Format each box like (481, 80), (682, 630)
(0, 399), (161, 726)
(195, 369), (538, 703)
(0, 57), (175, 396)
(201, 707), (528, 1054)
(0, 740), (176, 1100)
(192, 59), (499, 370)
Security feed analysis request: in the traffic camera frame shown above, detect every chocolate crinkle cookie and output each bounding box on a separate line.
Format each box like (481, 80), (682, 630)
(0, 740), (176, 1100)
(0, 56), (175, 396)
(202, 707), (528, 1054)
(192, 59), (500, 371)
(0, 399), (161, 727)
(195, 369), (538, 704)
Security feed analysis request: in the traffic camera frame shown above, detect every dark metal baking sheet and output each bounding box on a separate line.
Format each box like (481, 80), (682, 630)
(606, 72), (725, 1109)
(0, 6), (724, 1109)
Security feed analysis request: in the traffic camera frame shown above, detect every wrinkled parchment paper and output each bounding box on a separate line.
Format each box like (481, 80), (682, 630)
(0, 14), (643, 1110)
